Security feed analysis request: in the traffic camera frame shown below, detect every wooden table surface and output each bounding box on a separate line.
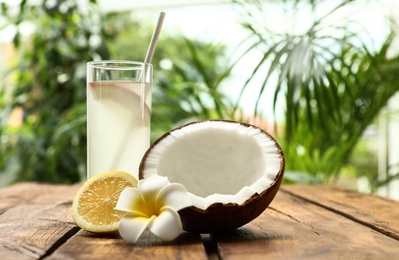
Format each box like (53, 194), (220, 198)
(0, 182), (398, 259)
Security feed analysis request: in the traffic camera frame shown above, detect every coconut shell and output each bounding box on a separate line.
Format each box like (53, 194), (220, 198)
(178, 160), (284, 233)
(139, 120), (285, 233)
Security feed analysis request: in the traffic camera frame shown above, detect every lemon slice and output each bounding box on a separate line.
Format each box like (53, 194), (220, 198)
(71, 171), (138, 233)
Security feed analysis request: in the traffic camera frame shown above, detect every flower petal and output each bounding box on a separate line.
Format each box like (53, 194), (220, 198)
(119, 215), (155, 244)
(156, 183), (192, 211)
(138, 175), (169, 196)
(148, 206), (183, 241)
(138, 176), (169, 214)
(115, 187), (148, 216)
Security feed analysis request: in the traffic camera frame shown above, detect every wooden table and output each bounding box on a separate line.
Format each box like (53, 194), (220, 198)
(1, 182), (398, 259)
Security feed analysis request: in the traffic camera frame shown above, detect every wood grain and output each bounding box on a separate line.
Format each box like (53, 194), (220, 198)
(0, 183), (208, 260)
(0, 183), (80, 259)
(283, 184), (399, 240)
(213, 189), (399, 259)
(2, 183), (399, 259)
(49, 230), (208, 260)
(0, 183), (64, 213)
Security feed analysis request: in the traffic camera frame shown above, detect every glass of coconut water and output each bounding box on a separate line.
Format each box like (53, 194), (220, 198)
(86, 61), (152, 179)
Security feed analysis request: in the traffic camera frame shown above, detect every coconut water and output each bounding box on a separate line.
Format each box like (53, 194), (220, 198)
(87, 81), (152, 179)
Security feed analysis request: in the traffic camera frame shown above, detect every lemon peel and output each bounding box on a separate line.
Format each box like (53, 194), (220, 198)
(115, 175), (192, 243)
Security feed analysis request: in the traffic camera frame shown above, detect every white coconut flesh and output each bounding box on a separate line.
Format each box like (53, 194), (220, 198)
(142, 121), (282, 210)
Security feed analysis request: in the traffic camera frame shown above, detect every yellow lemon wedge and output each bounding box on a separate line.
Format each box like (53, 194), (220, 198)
(71, 171), (138, 233)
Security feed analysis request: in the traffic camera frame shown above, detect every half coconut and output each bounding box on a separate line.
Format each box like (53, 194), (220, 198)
(139, 120), (284, 233)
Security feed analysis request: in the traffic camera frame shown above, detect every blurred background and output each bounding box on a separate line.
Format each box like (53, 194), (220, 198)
(1, 0), (399, 199)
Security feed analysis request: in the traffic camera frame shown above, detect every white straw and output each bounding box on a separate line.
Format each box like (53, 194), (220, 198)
(144, 12), (166, 64)
(108, 13), (166, 178)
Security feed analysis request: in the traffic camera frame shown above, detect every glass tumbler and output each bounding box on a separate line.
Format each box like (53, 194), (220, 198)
(86, 61), (152, 179)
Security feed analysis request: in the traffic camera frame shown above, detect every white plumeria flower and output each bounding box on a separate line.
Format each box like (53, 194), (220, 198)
(114, 175), (192, 243)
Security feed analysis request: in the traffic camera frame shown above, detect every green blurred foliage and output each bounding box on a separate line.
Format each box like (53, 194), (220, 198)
(234, 0), (399, 190)
(0, 1), (233, 185)
(0, 0), (114, 184)
(106, 15), (234, 139)
(1, 0), (398, 194)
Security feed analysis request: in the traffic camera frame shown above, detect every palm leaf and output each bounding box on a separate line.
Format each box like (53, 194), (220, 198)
(233, 0), (399, 185)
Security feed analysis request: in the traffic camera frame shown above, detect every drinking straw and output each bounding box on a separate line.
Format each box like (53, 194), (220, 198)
(140, 11), (165, 120)
(144, 12), (166, 64)
(110, 12), (166, 178)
